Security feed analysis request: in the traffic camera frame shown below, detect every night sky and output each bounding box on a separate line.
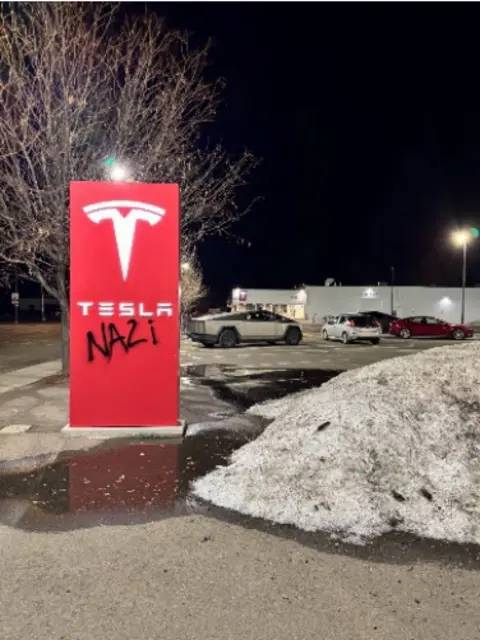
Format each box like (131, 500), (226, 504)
(15, 3), (480, 304)
(157, 2), (480, 303)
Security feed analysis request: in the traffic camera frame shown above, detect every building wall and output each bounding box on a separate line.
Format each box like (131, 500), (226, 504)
(304, 286), (480, 325)
(230, 288), (306, 320)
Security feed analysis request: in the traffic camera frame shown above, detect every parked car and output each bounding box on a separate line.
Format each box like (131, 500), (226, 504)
(321, 313), (382, 344)
(188, 309), (303, 348)
(357, 310), (397, 334)
(389, 316), (473, 340)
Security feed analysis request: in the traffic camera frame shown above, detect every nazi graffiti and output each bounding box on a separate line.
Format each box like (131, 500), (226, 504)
(86, 319), (158, 362)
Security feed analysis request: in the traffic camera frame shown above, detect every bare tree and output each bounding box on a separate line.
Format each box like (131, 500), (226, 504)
(0, 2), (257, 371)
(180, 250), (207, 336)
(181, 253), (207, 316)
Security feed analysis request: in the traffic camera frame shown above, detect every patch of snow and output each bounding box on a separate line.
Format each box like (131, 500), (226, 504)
(186, 414), (263, 438)
(185, 422), (226, 437)
(0, 452), (58, 474)
(193, 342), (480, 545)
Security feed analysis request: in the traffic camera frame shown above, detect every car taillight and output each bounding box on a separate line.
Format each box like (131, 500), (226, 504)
(346, 321), (354, 327)
(376, 321), (381, 328)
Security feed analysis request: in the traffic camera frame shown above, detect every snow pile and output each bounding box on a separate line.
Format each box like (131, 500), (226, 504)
(192, 342), (480, 545)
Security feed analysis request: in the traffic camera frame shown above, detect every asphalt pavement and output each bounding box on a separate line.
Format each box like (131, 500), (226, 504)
(1, 509), (479, 640)
(0, 325), (479, 639)
(0, 329), (473, 434)
(0, 321), (471, 373)
(0, 323), (61, 374)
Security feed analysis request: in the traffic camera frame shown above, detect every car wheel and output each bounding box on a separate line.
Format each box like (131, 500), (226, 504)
(452, 329), (466, 340)
(341, 332), (350, 344)
(322, 329), (329, 340)
(285, 327), (301, 345)
(371, 338), (380, 345)
(218, 329), (237, 348)
(399, 328), (411, 339)
(201, 342), (215, 348)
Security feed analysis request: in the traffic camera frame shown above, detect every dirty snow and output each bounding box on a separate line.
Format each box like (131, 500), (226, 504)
(185, 414), (265, 437)
(193, 342), (480, 545)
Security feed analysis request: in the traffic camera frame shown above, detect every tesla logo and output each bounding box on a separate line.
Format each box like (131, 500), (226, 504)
(83, 200), (166, 280)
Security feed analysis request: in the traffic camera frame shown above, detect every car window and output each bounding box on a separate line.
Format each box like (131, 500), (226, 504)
(349, 315), (377, 327)
(425, 317), (440, 325)
(366, 311), (393, 319)
(407, 317), (423, 324)
(246, 310), (275, 322)
(259, 310), (276, 321)
(338, 316), (346, 324)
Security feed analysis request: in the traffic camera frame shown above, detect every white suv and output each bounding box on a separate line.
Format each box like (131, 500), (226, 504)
(321, 314), (381, 345)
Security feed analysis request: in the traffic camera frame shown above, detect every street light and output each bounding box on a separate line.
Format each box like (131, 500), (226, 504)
(109, 163), (128, 181)
(104, 156), (130, 181)
(390, 266), (395, 315)
(451, 230), (473, 324)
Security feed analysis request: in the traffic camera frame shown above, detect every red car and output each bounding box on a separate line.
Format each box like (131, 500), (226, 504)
(389, 316), (473, 340)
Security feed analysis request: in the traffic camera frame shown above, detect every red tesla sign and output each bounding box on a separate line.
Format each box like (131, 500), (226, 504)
(69, 181), (180, 428)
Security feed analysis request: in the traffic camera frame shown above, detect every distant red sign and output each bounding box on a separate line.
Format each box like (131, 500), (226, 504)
(239, 290), (247, 303)
(69, 181), (180, 428)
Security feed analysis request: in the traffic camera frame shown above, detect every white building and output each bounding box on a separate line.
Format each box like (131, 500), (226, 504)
(229, 285), (480, 325)
(305, 285), (480, 325)
(230, 288), (306, 320)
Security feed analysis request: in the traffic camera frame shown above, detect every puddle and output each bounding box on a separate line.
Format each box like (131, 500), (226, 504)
(0, 367), (341, 533)
(1, 438), (479, 569)
(183, 366), (342, 410)
(0, 431), (252, 532)
(1, 433), (479, 568)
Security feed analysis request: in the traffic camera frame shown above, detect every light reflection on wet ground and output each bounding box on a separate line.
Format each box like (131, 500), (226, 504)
(1, 435), (480, 570)
(184, 365), (342, 410)
(0, 431), (251, 532)
(1, 366), (480, 569)
(3, 367), (339, 533)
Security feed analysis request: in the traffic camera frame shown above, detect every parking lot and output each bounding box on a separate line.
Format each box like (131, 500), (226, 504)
(0, 322), (475, 377)
(182, 332), (475, 372)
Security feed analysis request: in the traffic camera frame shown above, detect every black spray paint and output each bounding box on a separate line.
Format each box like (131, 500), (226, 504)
(86, 319), (158, 362)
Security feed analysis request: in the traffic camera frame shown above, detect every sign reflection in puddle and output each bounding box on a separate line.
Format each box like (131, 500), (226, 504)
(0, 370), (342, 533)
(0, 432), (248, 532)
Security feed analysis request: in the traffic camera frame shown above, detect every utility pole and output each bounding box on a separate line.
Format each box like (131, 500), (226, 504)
(41, 284), (46, 322)
(461, 239), (467, 325)
(451, 230), (472, 325)
(13, 270), (19, 324)
(390, 266), (395, 315)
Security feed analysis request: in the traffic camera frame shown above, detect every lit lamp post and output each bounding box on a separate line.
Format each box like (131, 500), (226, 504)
(452, 229), (476, 324)
(390, 266), (395, 315)
(109, 164), (128, 181)
(104, 157), (130, 181)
